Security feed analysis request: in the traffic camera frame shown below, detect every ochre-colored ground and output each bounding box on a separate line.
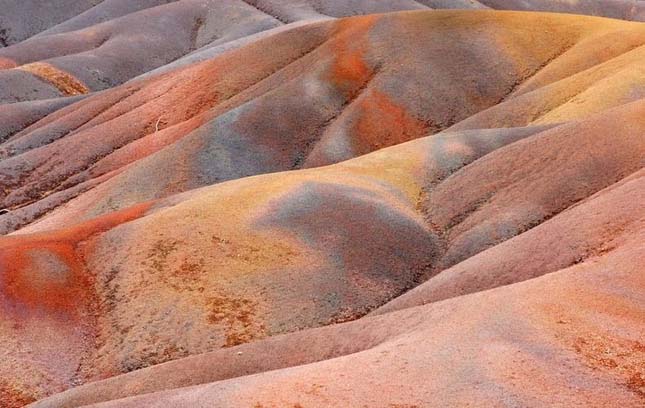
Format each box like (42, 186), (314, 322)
(0, 2), (643, 407)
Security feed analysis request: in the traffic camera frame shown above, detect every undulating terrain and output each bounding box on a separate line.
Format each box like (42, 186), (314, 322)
(0, 1), (644, 407)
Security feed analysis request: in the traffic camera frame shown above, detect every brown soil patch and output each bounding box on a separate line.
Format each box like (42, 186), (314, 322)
(573, 334), (645, 399)
(207, 293), (265, 347)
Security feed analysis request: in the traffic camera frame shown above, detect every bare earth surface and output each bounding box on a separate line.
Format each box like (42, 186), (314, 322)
(0, 1), (643, 407)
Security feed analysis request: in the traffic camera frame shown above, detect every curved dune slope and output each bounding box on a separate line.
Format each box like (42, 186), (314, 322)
(0, 3), (643, 408)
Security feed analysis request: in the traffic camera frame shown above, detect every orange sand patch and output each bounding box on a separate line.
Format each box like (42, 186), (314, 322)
(19, 62), (89, 96)
(327, 15), (378, 97)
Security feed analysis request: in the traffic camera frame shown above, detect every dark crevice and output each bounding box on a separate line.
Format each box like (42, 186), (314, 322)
(238, 0), (290, 24)
(0, 27), (9, 47)
(189, 17), (205, 52)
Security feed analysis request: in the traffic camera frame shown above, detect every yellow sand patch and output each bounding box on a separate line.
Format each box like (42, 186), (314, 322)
(19, 62), (89, 96)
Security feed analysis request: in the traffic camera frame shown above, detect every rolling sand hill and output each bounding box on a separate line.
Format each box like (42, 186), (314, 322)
(0, 1), (643, 407)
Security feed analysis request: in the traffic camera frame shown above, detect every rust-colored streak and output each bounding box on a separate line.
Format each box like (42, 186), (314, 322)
(352, 90), (429, 155)
(58, 200), (153, 240)
(19, 62), (89, 96)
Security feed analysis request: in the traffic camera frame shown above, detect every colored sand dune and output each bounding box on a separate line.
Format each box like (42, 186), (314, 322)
(1, 1), (644, 407)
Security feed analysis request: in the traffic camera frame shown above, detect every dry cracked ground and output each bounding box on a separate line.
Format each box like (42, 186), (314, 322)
(0, 1), (644, 407)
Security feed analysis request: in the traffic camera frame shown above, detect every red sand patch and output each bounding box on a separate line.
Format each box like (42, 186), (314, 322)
(352, 89), (429, 154)
(327, 15), (378, 98)
(0, 202), (152, 318)
(573, 334), (645, 398)
(0, 242), (86, 318)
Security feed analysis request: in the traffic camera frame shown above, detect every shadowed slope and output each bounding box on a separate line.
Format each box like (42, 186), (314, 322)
(0, 95), (86, 144)
(92, 236), (645, 407)
(0, 0), (481, 102)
